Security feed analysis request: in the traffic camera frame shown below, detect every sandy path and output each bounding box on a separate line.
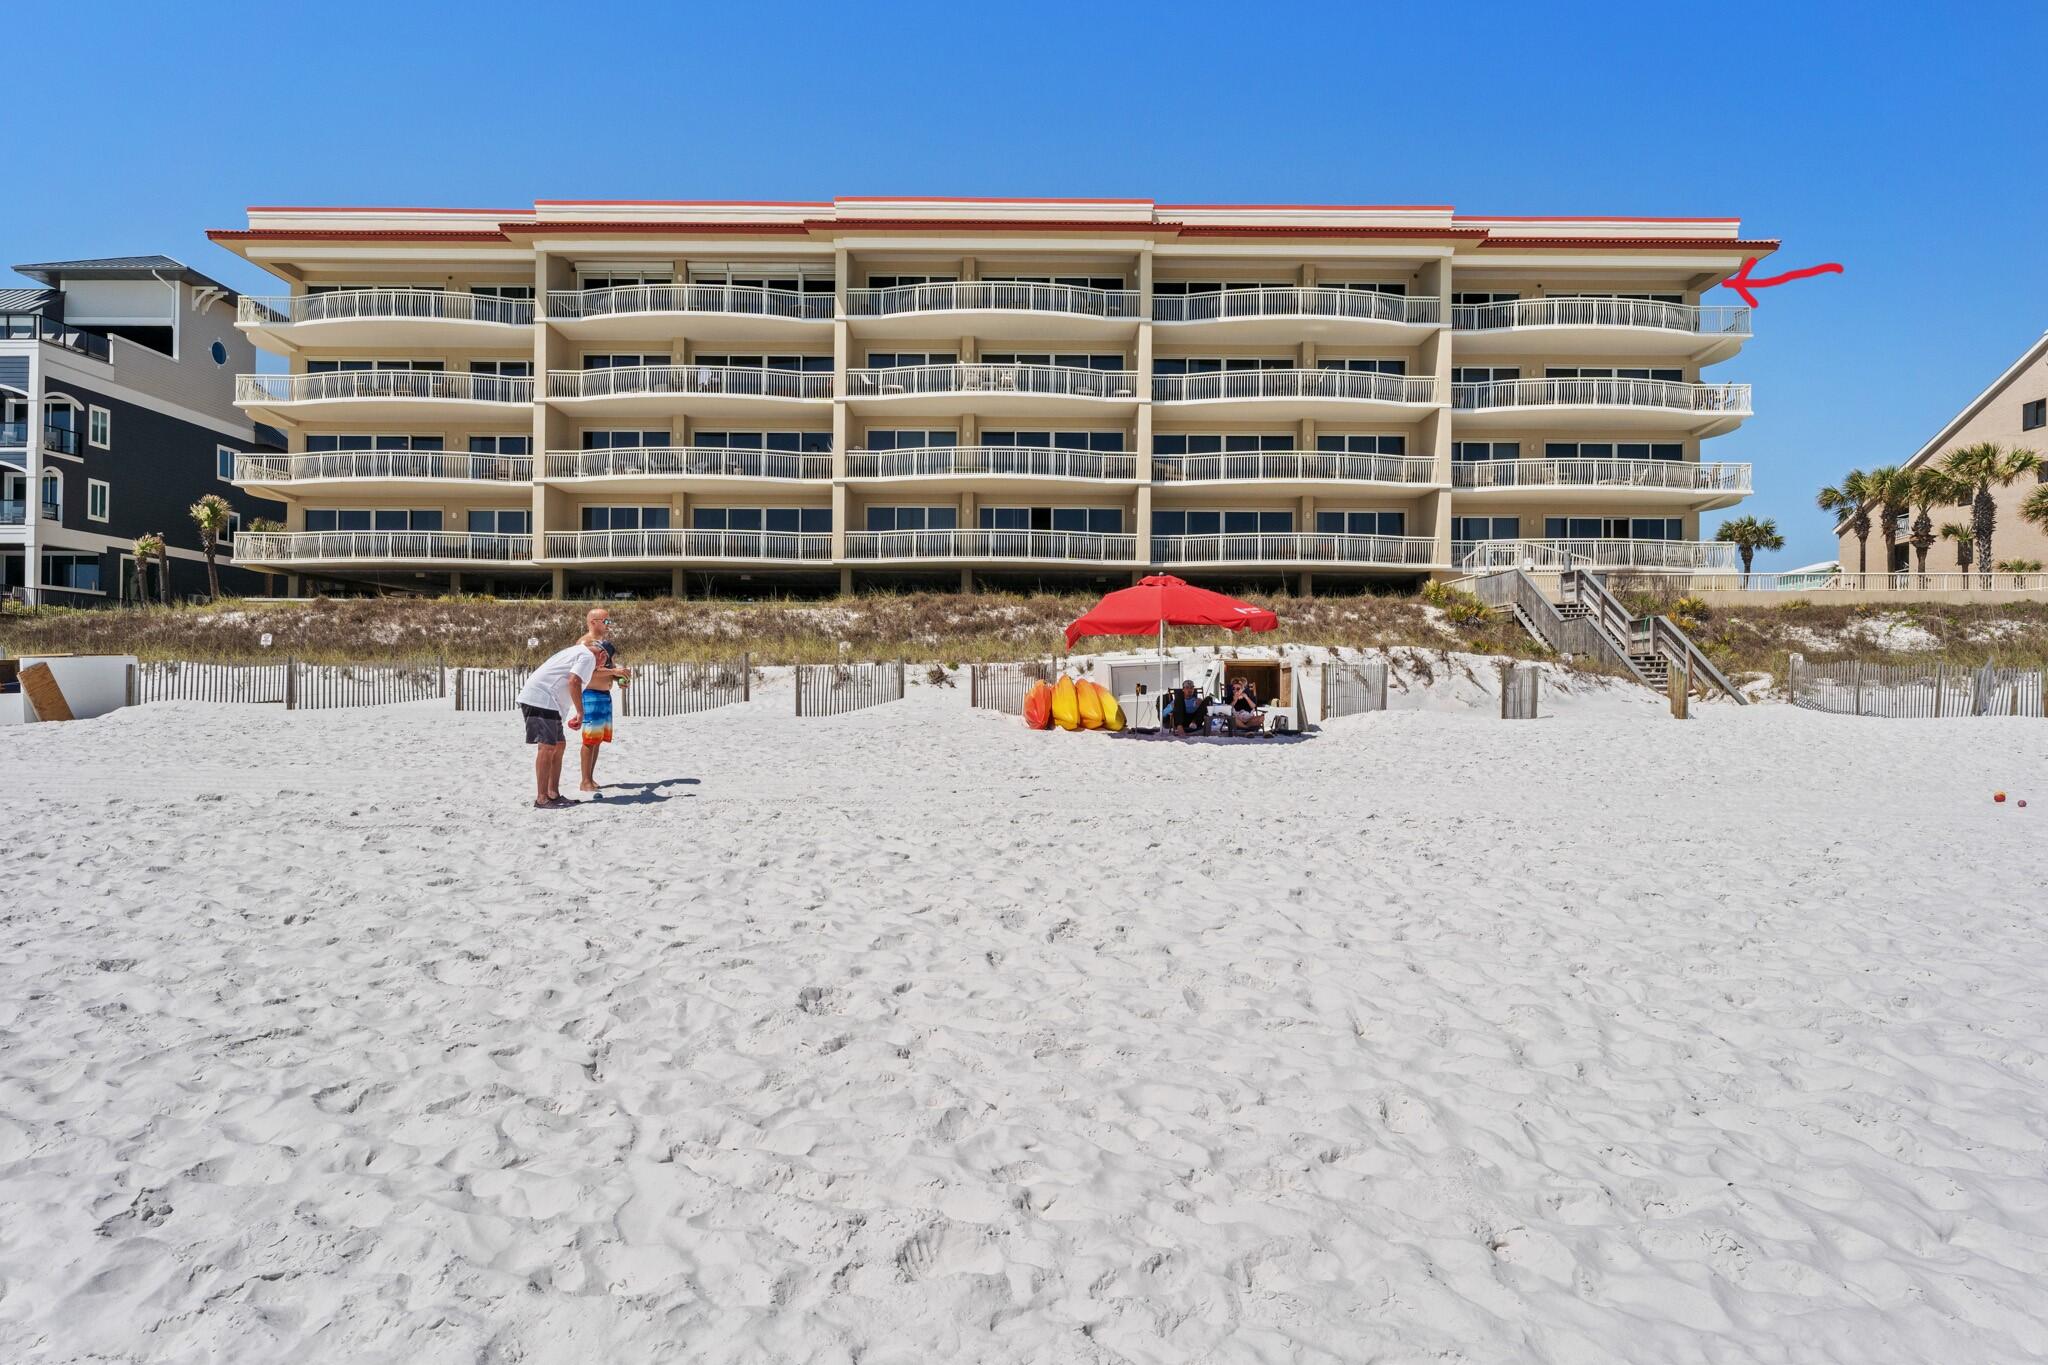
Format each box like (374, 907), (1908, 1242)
(2, 688), (2045, 1363)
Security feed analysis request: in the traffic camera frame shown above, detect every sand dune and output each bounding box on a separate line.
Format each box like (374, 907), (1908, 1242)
(2, 674), (2045, 1363)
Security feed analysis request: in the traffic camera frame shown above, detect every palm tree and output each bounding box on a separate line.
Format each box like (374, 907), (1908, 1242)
(1713, 515), (1783, 587)
(130, 533), (163, 606)
(1940, 522), (1975, 577)
(1936, 442), (2041, 588)
(154, 534), (172, 605)
(1907, 466), (1962, 584)
(1816, 469), (1875, 574)
(1863, 464), (1916, 580)
(2021, 484), (2048, 545)
(189, 493), (233, 602)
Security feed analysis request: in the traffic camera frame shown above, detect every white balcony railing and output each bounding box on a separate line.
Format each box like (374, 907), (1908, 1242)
(235, 452), (533, 483)
(1451, 459), (1751, 494)
(545, 530), (833, 561)
(1154, 287), (1440, 326)
(1451, 377), (1750, 416)
(235, 531), (533, 563)
(846, 281), (1139, 319)
(845, 445), (1139, 480)
(239, 289), (533, 327)
(1451, 297), (1750, 336)
(1457, 538), (1740, 572)
(544, 447), (832, 480)
(1153, 369), (1439, 404)
(846, 363), (1141, 400)
(547, 365), (833, 401)
(546, 283), (833, 321)
(236, 371), (534, 405)
(844, 529), (1138, 562)
(1154, 532), (1437, 566)
(1153, 451), (1438, 484)
(1701, 570), (2048, 593)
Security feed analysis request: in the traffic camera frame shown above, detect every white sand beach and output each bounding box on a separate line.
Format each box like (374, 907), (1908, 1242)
(3, 671), (2047, 1363)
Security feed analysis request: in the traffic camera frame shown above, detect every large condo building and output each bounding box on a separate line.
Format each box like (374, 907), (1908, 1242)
(209, 198), (1768, 597)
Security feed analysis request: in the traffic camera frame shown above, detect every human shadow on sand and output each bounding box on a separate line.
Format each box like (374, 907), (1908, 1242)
(589, 777), (701, 805)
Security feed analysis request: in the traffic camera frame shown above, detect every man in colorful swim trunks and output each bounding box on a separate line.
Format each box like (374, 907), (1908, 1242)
(577, 607), (631, 793)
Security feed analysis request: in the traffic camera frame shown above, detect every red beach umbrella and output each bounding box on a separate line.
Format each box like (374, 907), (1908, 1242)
(1064, 575), (1278, 648)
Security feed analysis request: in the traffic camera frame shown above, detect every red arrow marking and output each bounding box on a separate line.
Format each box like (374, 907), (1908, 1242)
(1720, 256), (1843, 308)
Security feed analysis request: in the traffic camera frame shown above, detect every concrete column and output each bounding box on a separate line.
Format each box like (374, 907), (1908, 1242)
(1298, 572), (1314, 597)
(286, 573), (301, 596)
(1136, 483), (1153, 566)
(1137, 246), (1155, 564)
(21, 356), (39, 605)
(550, 567), (566, 599)
(449, 572), (463, 595)
(838, 566), (853, 595)
(670, 568), (685, 598)
(1422, 255), (1455, 576)
(832, 248), (850, 564)
(959, 568), (974, 593)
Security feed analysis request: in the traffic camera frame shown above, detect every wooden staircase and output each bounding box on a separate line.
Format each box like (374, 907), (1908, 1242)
(1470, 568), (1745, 704)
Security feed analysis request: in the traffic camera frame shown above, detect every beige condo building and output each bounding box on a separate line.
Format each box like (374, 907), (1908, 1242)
(209, 198), (1769, 597)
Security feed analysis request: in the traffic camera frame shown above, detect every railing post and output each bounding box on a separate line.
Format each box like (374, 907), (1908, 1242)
(453, 668), (465, 712)
(742, 652), (751, 702)
(285, 657), (298, 711)
(1851, 659), (1862, 716)
(795, 665), (803, 717)
(1933, 662), (1944, 718)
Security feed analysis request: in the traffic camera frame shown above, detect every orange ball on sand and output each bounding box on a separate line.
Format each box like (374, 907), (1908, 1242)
(1994, 792), (2007, 803)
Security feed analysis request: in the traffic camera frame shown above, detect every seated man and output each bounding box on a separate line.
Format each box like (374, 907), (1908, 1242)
(1166, 679), (1210, 734)
(1228, 677), (1265, 732)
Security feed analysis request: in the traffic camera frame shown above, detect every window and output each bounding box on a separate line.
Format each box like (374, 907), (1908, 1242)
(692, 506), (831, 533)
(1154, 356), (1290, 375)
(1453, 291), (1519, 305)
(981, 506), (1122, 533)
(1453, 441), (1519, 462)
(1544, 441), (1684, 462)
(864, 430), (959, 451)
(1153, 510), (1221, 537)
(1454, 367), (1520, 384)
(39, 469), (60, 519)
(1319, 357), (1406, 375)
(467, 508), (531, 534)
(466, 435), (530, 455)
(209, 340), (229, 366)
(2024, 399), (2046, 431)
(981, 352), (1126, 371)
(866, 351), (957, 368)
(1315, 510), (1405, 536)
(1544, 516), (1681, 540)
(981, 429), (1125, 451)
(1153, 280), (1264, 295)
(865, 274), (957, 289)
(88, 405), (110, 449)
(1218, 510), (1294, 534)
(217, 445), (238, 481)
(304, 509), (439, 532)
(581, 506), (672, 531)
(981, 273), (1127, 290)
(865, 505), (959, 532)
(1452, 516), (1519, 541)
(583, 429), (671, 450)
(1545, 367), (1683, 381)
(696, 431), (832, 452)
(583, 353), (666, 370)
(470, 360), (532, 378)
(305, 358), (443, 373)
(87, 479), (109, 522)
(42, 553), (102, 592)
(696, 354), (833, 373)
(470, 284), (534, 300)
(1318, 434), (1407, 455)
(1156, 433), (1292, 455)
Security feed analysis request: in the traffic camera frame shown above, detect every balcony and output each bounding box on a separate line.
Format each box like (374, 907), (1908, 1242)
(235, 370), (534, 425)
(546, 365), (831, 419)
(0, 421), (73, 453)
(234, 531), (534, 567)
(1451, 378), (1750, 436)
(846, 282), (1139, 340)
(1152, 368), (1440, 420)
(1152, 450), (1438, 494)
(844, 528), (1138, 565)
(1152, 287), (1441, 344)
(1154, 532), (1438, 569)
(844, 363), (1141, 418)
(545, 284), (833, 343)
(1455, 538), (1740, 574)
(543, 529), (833, 564)
(1, 312), (110, 362)
(1451, 298), (1751, 363)
(237, 290), (534, 350)
(844, 445), (1139, 489)
(1452, 459), (1751, 509)
(542, 446), (832, 484)
(0, 422), (24, 448)
(233, 451), (534, 495)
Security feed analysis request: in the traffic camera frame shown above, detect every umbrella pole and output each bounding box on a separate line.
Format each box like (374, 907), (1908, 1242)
(1158, 618), (1167, 723)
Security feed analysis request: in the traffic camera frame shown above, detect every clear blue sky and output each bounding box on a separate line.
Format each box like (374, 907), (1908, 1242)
(10, 0), (2044, 569)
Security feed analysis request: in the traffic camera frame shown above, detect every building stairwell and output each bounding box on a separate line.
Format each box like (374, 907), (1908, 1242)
(1468, 568), (1745, 703)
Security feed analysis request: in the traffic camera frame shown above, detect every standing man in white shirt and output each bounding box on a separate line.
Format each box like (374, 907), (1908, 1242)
(516, 637), (599, 809)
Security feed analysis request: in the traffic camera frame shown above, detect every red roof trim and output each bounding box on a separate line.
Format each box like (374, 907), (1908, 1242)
(209, 228), (512, 243)
(245, 205), (532, 215)
(533, 199), (830, 207)
(498, 220), (813, 236)
(1459, 214), (1744, 224)
(818, 217), (1170, 233)
(1161, 202), (1455, 212)
(1477, 236), (1779, 251)
(836, 195), (1153, 205)
(1176, 224), (1487, 239)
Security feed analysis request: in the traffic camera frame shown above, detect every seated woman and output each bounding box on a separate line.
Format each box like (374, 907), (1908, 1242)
(1228, 677), (1264, 732)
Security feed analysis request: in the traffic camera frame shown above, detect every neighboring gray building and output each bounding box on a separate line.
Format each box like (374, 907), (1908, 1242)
(2, 256), (283, 604)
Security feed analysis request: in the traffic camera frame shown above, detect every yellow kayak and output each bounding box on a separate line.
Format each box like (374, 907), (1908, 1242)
(1050, 676), (1080, 731)
(1099, 687), (1126, 732)
(1076, 678), (1105, 729)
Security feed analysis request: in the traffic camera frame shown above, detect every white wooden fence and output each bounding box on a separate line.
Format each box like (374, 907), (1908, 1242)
(453, 666), (532, 711)
(1322, 658), (1389, 719)
(136, 660), (288, 705)
(1788, 653), (2047, 718)
(796, 660), (905, 717)
(287, 660), (445, 710)
(620, 658), (750, 716)
(1500, 663), (1540, 720)
(968, 661), (1052, 714)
